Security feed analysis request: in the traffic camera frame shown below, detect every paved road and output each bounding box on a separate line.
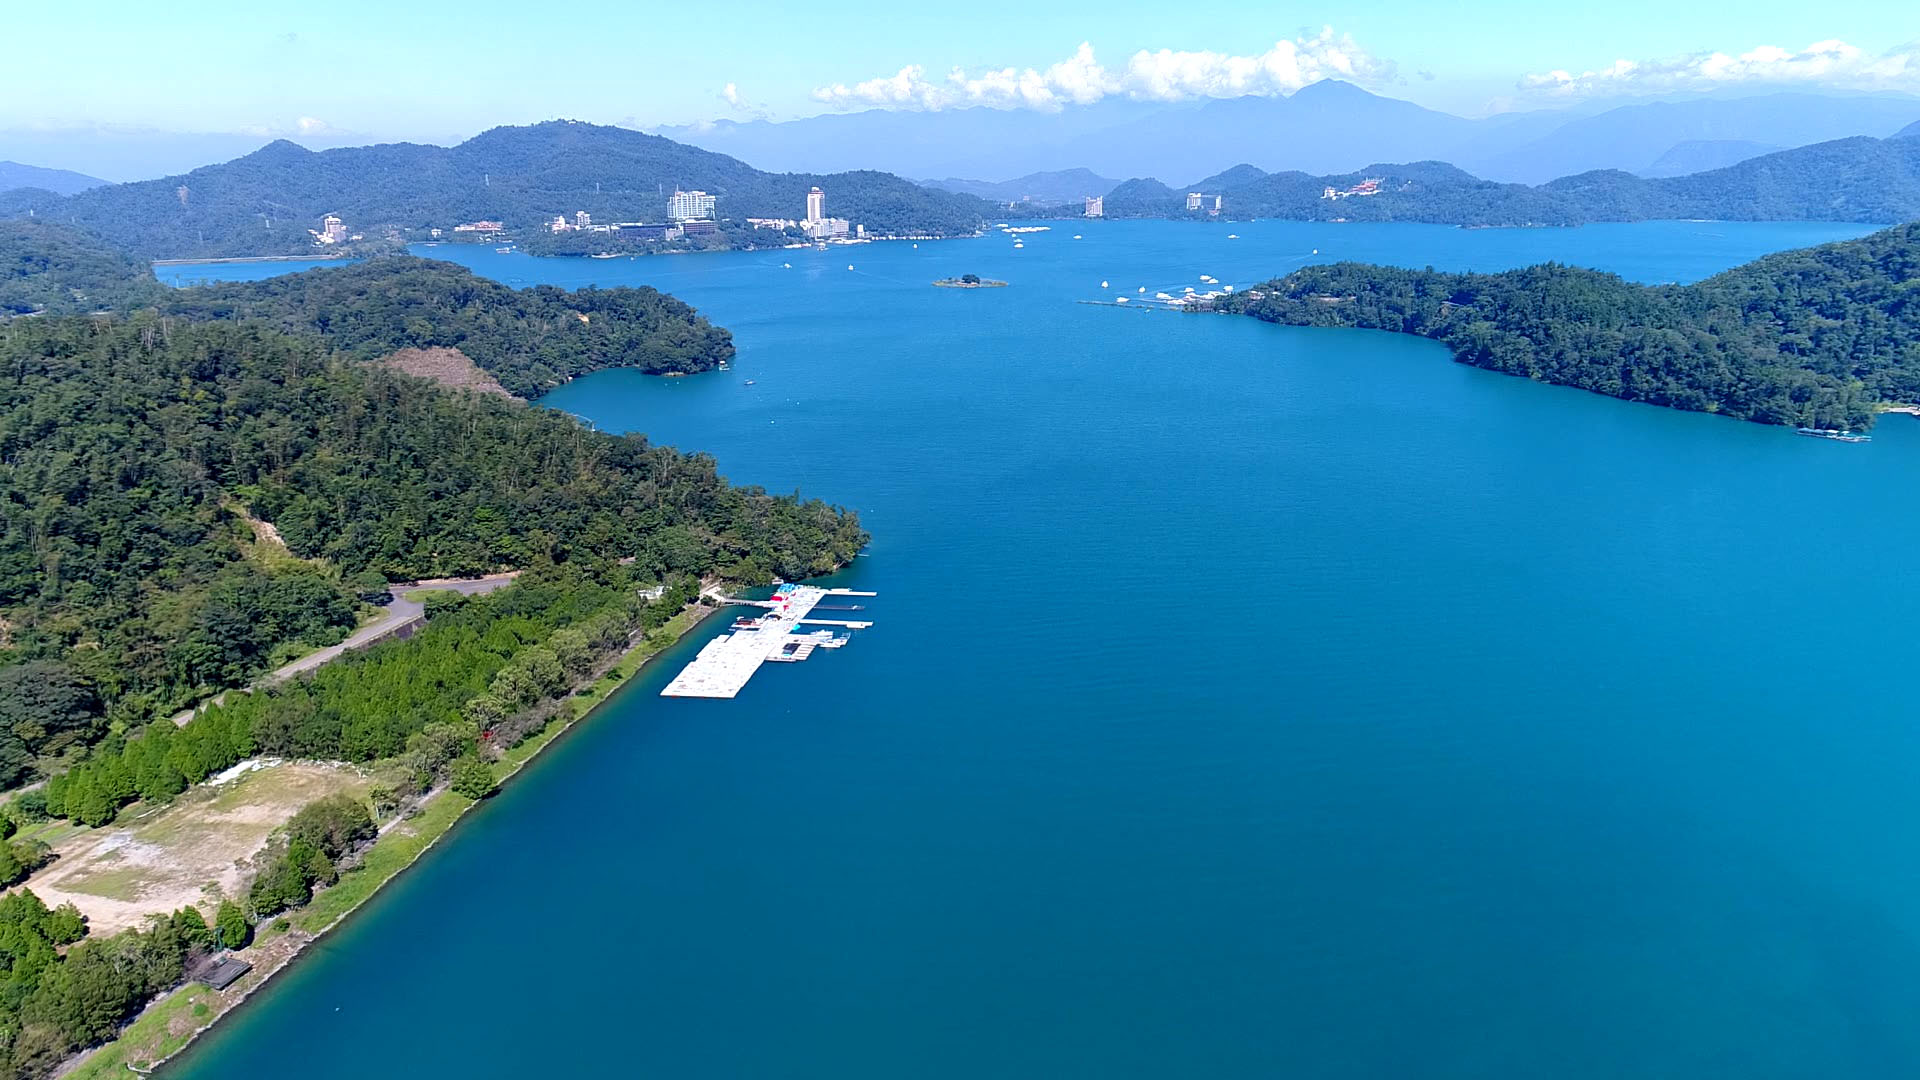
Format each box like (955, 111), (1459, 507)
(171, 572), (522, 724)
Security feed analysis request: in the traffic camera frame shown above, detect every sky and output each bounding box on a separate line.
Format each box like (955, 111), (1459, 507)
(3, 0), (1917, 145)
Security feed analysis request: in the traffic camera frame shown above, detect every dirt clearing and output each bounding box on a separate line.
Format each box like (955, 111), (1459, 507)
(15, 760), (369, 934)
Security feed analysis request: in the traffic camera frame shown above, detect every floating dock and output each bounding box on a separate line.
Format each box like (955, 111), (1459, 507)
(660, 585), (874, 699)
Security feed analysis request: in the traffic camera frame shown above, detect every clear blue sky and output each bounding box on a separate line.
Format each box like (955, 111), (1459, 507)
(6, 0), (1916, 140)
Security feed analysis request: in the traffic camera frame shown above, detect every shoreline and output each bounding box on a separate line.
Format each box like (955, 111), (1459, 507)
(150, 254), (358, 266)
(65, 602), (723, 1078)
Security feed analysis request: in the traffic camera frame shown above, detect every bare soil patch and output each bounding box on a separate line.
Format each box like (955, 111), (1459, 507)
(380, 346), (516, 399)
(15, 761), (369, 934)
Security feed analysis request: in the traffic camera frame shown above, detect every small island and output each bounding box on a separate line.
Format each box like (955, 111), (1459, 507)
(933, 274), (1007, 288)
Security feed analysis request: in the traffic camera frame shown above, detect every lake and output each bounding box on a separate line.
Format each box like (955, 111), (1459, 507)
(162, 219), (1920, 1077)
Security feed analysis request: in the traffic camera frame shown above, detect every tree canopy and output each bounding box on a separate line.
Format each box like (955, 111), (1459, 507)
(1221, 222), (1920, 431)
(0, 313), (865, 756)
(0, 221), (164, 316)
(160, 256), (734, 396)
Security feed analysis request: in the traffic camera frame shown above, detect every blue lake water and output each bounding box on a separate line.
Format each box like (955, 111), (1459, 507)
(161, 219), (1920, 1077)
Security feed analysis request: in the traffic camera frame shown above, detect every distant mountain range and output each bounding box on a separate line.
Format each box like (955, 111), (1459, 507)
(1637, 141), (1782, 179)
(0, 121), (988, 259)
(922, 169), (1119, 204)
(0, 161), (108, 197)
(1090, 131), (1920, 226)
(12, 110), (1920, 263)
(660, 82), (1920, 189)
(0, 127), (376, 184)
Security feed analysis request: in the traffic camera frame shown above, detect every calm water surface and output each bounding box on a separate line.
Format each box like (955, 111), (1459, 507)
(164, 220), (1920, 1077)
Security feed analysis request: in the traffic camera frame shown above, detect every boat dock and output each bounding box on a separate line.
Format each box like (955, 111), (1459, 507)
(660, 585), (874, 699)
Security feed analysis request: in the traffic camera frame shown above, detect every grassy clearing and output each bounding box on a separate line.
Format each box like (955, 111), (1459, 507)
(22, 762), (367, 936)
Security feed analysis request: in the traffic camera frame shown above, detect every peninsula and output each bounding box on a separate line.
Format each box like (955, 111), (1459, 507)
(0, 250), (867, 1078)
(1216, 221), (1920, 432)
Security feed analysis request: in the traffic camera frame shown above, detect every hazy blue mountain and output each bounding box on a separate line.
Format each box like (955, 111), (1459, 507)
(0, 161), (109, 196)
(665, 82), (1483, 180)
(1063, 81), (1483, 179)
(0, 127), (375, 183)
(1189, 164), (1269, 190)
(665, 83), (1920, 192)
(923, 169), (1119, 204)
(658, 99), (1176, 179)
(1897, 120), (1920, 139)
(1638, 140), (1783, 178)
(1462, 92), (1920, 183)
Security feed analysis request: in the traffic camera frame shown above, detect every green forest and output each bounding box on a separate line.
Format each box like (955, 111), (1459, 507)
(0, 224), (736, 396)
(1220, 222), (1920, 430)
(0, 887), (220, 1077)
(39, 564), (690, 828)
(0, 562), (708, 1075)
(1096, 132), (1920, 226)
(1, 121), (988, 259)
(0, 222), (164, 316)
(0, 313), (866, 775)
(161, 256), (735, 396)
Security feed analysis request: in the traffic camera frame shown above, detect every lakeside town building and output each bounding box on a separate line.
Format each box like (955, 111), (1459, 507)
(668, 189), (716, 223)
(310, 214), (348, 245)
(1084, 196), (1104, 218)
(801, 185), (850, 240)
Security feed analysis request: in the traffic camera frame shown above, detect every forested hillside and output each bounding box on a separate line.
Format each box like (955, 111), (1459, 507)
(1094, 134), (1920, 225)
(0, 121), (988, 258)
(1, 221), (163, 315)
(162, 256), (733, 396)
(0, 314), (866, 770)
(1220, 223), (1920, 430)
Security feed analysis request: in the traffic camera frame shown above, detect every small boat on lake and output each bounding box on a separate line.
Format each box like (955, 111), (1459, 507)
(1796, 427), (1870, 442)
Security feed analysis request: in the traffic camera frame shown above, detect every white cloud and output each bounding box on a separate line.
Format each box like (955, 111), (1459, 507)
(1521, 39), (1920, 97)
(718, 82), (768, 121)
(295, 116), (334, 135)
(810, 30), (1391, 112)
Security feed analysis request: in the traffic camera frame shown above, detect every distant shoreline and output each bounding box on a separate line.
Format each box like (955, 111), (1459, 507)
(151, 254), (355, 266)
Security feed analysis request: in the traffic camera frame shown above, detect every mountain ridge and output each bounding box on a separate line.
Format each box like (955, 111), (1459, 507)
(0, 161), (109, 197)
(0, 121), (989, 259)
(662, 82), (1920, 187)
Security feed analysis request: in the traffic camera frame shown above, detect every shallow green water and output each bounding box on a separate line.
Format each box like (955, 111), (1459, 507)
(163, 219), (1920, 1077)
